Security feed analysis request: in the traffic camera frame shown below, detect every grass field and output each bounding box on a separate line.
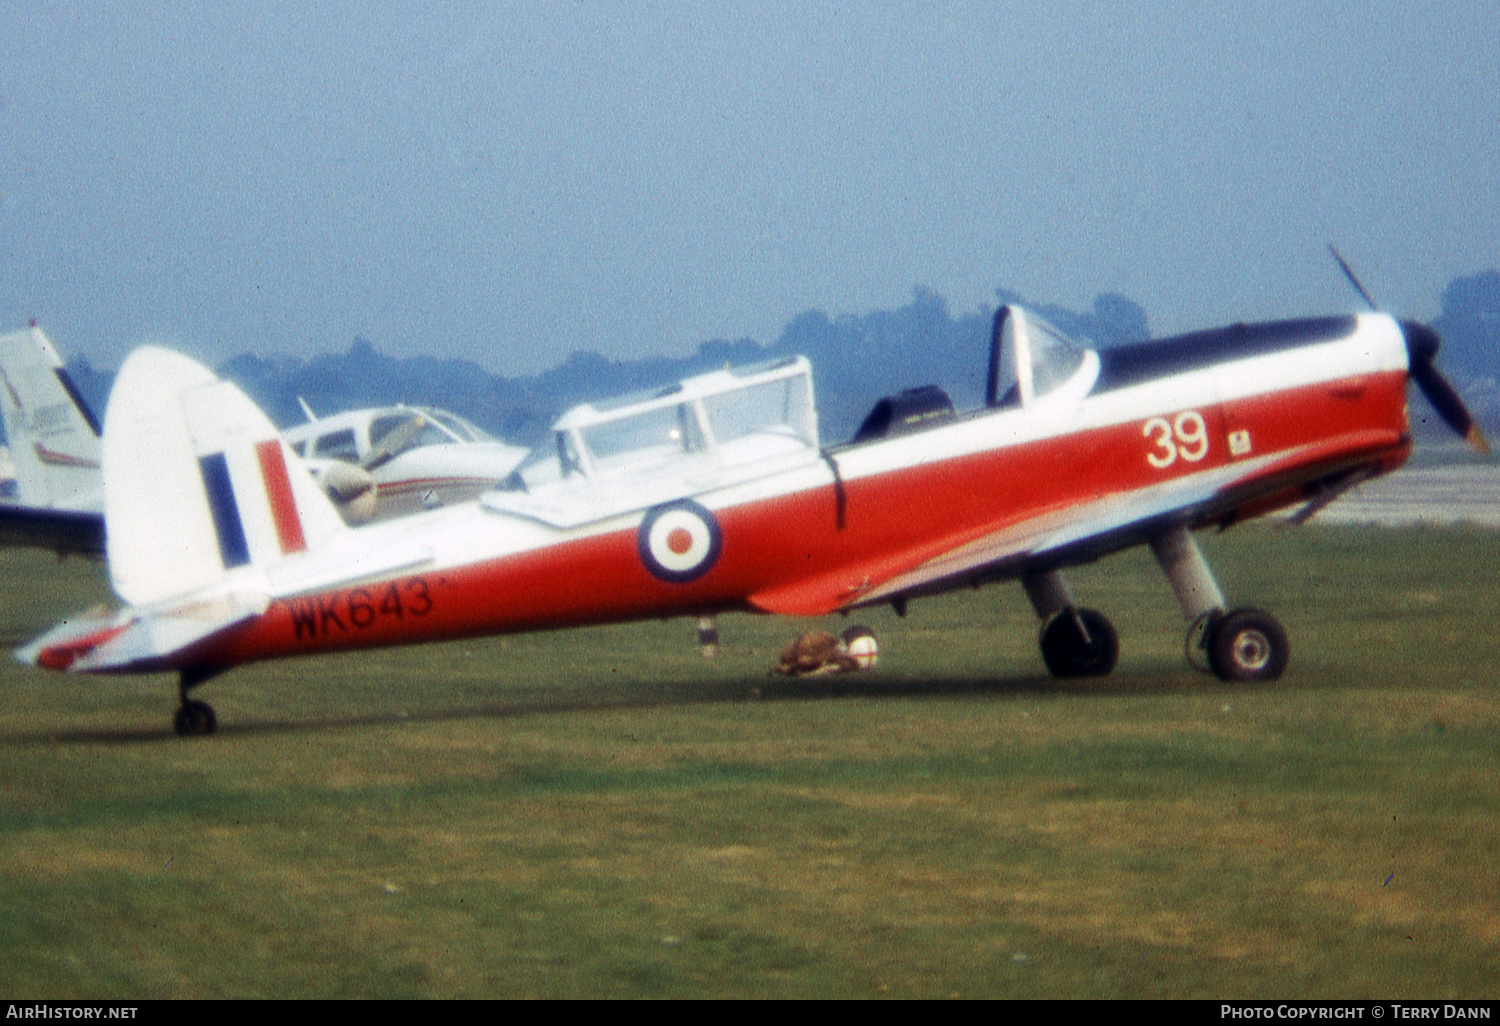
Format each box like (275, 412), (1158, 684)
(1, 524), (1497, 998)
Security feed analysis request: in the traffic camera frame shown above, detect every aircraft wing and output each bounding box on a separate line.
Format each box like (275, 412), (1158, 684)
(745, 474), (1227, 617)
(749, 429), (1400, 616)
(0, 503), (104, 556)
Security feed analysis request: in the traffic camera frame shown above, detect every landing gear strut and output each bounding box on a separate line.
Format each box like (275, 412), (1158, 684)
(1024, 571), (1118, 678)
(1151, 525), (1289, 682)
(173, 668), (219, 737)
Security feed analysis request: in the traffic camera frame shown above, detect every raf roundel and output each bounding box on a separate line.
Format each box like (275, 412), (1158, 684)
(638, 500), (723, 583)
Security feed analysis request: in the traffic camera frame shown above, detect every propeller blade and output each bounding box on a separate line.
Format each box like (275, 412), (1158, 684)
(1401, 320), (1491, 455)
(1328, 244), (1379, 311)
(363, 413), (427, 470)
(1325, 249), (1489, 454)
(312, 461), (378, 523)
(1412, 364), (1491, 454)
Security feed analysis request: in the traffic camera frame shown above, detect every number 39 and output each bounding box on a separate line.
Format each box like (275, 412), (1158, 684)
(1143, 411), (1209, 468)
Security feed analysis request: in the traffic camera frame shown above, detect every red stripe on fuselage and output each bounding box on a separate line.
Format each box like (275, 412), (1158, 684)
(255, 440), (307, 554)
(376, 476), (493, 495)
(198, 369), (1411, 667)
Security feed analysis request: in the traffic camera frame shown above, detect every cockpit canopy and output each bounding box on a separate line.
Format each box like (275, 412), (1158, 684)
(484, 310), (1098, 529)
(488, 357), (819, 526)
(987, 305), (1095, 409)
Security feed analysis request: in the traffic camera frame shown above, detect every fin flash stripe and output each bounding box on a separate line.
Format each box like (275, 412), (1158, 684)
(199, 453), (250, 569)
(255, 439), (307, 554)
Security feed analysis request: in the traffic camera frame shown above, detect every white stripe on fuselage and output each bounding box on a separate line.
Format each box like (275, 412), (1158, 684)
(198, 315), (1409, 608)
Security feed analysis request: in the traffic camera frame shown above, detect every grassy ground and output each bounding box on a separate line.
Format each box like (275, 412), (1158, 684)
(0, 524), (1497, 998)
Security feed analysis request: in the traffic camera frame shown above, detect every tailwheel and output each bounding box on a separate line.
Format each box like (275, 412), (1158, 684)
(174, 699), (217, 737)
(1205, 608), (1289, 682)
(1039, 607), (1118, 678)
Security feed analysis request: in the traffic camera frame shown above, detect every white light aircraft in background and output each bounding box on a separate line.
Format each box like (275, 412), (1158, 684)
(282, 402), (526, 523)
(0, 325), (527, 548)
(0, 323), (106, 555)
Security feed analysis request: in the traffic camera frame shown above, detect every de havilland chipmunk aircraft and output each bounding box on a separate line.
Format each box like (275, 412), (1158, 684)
(0, 324), (528, 549)
(15, 284), (1489, 735)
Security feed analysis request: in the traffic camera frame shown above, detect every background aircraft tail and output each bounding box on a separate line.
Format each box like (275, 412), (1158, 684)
(103, 347), (347, 606)
(0, 324), (103, 512)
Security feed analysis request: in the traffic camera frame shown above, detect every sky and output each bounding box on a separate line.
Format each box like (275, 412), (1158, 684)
(2, 1), (1498, 375)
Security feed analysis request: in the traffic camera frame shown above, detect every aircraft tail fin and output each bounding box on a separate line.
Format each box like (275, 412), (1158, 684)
(103, 347), (347, 606)
(0, 325), (103, 511)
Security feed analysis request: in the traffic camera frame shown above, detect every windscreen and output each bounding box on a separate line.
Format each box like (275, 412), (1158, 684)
(701, 376), (814, 448)
(582, 403), (705, 469)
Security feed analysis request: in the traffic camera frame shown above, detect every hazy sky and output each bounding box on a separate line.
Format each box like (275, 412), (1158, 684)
(2, 1), (1497, 374)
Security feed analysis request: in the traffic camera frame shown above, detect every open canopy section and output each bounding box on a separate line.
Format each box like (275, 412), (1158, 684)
(486, 357), (820, 527)
(987, 305), (1098, 410)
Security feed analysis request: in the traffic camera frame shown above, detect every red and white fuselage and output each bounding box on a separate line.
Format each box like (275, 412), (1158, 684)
(19, 309), (1413, 681)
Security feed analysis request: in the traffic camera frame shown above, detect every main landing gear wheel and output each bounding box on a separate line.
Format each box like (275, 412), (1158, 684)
(1040, 608), (1118, 678)
(1205, 608), (1289, 683)
(174, 699), (217, 737)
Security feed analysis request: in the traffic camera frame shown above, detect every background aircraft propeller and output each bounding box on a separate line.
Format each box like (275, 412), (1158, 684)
(362, 413), (428, 471)
(312, 460), (378, 523)
(1327, 245), (1489, 455)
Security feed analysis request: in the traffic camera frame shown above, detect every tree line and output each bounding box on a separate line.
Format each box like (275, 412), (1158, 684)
(57, 271), (1500, 449)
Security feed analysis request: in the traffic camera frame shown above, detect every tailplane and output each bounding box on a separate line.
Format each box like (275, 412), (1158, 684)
(104, 347), (347, 606)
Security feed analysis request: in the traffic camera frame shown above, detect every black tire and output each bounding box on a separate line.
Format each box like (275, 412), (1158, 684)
(174, 699), (217, 737)
(1040, 608), (1118, 678)
(1206, 608), (1289, 682)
